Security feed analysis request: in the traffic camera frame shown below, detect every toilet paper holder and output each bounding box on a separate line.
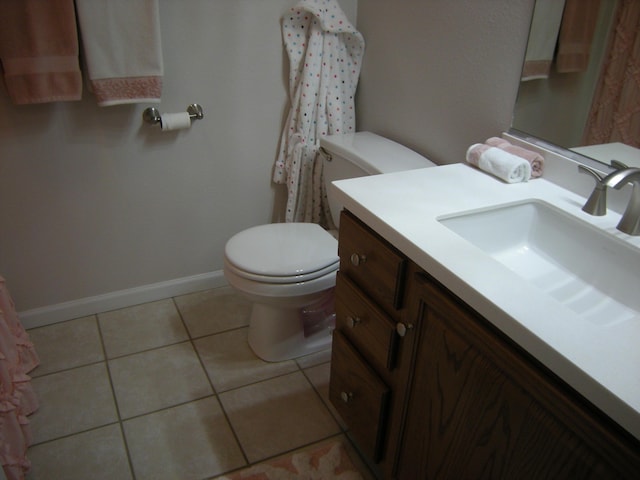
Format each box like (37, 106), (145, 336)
(142, 103), (204, 125)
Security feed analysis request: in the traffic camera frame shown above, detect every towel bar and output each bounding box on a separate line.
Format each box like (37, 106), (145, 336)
(142, 103), (204, 125)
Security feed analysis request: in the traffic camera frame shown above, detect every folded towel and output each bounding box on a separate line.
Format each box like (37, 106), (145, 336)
(520, 0), (566, 81)
(556, 0), (601, 73)
(485, 137), (544, 178)
(75, 0), (163, 106)
(0, 0), (82, 104)
(466, 144), (532, 183)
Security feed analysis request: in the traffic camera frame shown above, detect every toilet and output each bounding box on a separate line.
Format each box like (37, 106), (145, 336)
(223, 132), (436, 361)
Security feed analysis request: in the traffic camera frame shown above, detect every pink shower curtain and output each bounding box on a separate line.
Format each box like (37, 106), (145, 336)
(0, 277), (39, 480)
(583, 0), (640, 147)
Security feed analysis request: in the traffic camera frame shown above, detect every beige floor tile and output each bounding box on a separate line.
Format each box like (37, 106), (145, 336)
(194, 328), (298, 392)
(108, 342), (213, 419)
(98, 299), (188, 358)
(30, 363), (118, 444)
(219, 371), (340, 463)
(123, 397), (246, 480)
(28, 316), (104, 377)
(174, 287), (251, 338)
(295, 346), (332, 369)
(304, 362), (346, 429)
(26, 424), (132, 480)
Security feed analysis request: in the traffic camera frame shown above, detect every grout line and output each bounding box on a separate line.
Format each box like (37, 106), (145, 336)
(299, 363), (347, 433)
(27, 290), (351, 479)
(95, 314), (138, 480)
(30, 357), (106, 380)
(172, 296), (251, 466)
(27, 421), (121, 449)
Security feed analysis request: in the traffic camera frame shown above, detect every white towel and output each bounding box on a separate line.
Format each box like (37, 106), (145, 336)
(466, 144), (532, 183)
(75, 0), (163, 106)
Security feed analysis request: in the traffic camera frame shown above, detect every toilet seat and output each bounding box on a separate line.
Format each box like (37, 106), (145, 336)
(224, 258), (338, 284)
(224, 223), (339, 283)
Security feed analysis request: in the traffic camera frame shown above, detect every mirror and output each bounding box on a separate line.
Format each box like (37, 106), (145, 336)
(511, 0), (640, 168)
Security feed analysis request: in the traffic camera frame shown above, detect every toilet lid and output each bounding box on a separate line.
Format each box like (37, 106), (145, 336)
(225, 223), (339, 277)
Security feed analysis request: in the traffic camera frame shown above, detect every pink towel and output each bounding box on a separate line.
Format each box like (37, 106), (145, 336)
(75, 0), (163, 106)
(0, 0), (82, 104)
(486, 137), (544, 178)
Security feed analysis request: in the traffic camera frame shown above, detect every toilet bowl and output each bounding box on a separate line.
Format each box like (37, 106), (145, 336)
(224, 132), (436, 361)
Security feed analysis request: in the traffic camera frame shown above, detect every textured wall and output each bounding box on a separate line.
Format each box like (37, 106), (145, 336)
(356, 0), (535, 165)
(0, 0), (357, 313)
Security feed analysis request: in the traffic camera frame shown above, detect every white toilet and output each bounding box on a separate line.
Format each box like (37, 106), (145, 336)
(223, 132), (436, 361)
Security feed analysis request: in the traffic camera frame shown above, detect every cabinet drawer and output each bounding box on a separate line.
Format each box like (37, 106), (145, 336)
(339, 211), (407, 314)
(336, 272), (399, 371)
(330, 331), (390, 462)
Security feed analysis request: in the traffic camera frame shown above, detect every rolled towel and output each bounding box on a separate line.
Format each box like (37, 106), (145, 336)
(466, 144), (532, 183)
(485, 137), (544, 178)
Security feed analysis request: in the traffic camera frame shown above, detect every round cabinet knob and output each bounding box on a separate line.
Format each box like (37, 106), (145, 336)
(350, 252), (367, 266)
(340, 391), (353, 403)
(396, 322), (414, 337)
(347, 316), (361, 328)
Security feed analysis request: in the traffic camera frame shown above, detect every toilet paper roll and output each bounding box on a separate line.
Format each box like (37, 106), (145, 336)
(161, 112), (192, 131)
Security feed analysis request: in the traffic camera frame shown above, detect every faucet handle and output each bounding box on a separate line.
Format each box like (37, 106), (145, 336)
(611, 159), (629, 170)
(578, 165), (607, 216)
(578, 164), (604, 181)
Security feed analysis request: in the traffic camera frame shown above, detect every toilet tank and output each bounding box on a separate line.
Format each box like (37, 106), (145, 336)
(319, 132), (436, 226)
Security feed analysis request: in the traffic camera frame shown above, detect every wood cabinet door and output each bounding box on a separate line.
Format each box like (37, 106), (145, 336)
(330, 331), (390, 462)
(396, 274), (639, 479)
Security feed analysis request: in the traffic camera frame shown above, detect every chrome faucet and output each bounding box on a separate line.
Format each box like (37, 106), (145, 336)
(601, 167), (640, 236)
(578, 164), (608, 216)
(580, 161), (640, 235)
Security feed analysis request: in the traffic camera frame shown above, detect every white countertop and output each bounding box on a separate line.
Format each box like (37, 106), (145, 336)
(331, 163), (640, 441)
(571, 142), (640, 169)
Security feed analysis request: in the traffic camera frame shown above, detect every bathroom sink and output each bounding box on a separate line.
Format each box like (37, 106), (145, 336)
(439, 200), (640, 327)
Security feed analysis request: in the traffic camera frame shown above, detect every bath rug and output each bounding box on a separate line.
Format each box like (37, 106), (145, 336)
(216, 441), (364, 480)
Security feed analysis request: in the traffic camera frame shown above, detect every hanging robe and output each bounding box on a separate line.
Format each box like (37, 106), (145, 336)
(273, 0), (365, 225)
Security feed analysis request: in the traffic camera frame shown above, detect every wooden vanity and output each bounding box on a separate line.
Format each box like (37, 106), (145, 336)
(329, 210), (640, 479)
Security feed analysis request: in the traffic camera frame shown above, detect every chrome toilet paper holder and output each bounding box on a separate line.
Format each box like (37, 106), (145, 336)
(142, 103), (204, 125)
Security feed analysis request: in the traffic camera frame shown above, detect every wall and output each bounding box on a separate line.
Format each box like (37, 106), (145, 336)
(356, 0), (535, 165)
(1, 0), (533, 325)
(0, 0), (357, 325)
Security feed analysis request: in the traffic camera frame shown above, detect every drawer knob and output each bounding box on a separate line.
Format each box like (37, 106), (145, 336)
(396, 322), (414, 337)
(350, 252), (367, 266)
(340, 391), (354, 403)
(347, 316), (361, 328)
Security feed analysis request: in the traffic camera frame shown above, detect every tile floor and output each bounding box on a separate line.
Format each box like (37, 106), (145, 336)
(24, 286), (372, 480)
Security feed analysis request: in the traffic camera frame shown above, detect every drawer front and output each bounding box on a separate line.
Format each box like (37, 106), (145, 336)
(339, 211), (407, 315)
(336, 272), (398, 371)
(330, 331), (390, 462)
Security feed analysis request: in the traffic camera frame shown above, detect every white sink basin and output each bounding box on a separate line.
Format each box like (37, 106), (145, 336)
(439, 200), (640, 327)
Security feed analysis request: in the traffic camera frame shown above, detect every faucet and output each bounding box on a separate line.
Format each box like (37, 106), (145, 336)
(580, 161), (640, 235)
(601, 167), (640, 235)
(578, 160), (628, 216)
(578, 164), (608, 216)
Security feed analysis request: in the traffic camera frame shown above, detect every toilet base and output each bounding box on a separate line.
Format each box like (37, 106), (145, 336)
(247, 303), (333, 362)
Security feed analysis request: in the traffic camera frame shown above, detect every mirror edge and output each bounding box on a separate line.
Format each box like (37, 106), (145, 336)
(507, 127), (616, 175)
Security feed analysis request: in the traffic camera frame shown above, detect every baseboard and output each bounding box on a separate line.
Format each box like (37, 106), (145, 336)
(19, 271), (228, 330)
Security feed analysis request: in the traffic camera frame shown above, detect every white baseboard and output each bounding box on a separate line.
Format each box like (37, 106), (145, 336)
(19, 271), (228, 330)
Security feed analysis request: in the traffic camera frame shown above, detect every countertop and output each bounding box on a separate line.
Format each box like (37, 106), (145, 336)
(331, 163), (640, 441)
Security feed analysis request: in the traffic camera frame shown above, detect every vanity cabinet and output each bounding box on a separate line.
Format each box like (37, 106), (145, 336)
(329, 210), (418, 476)
(330, 210), (640, 479)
